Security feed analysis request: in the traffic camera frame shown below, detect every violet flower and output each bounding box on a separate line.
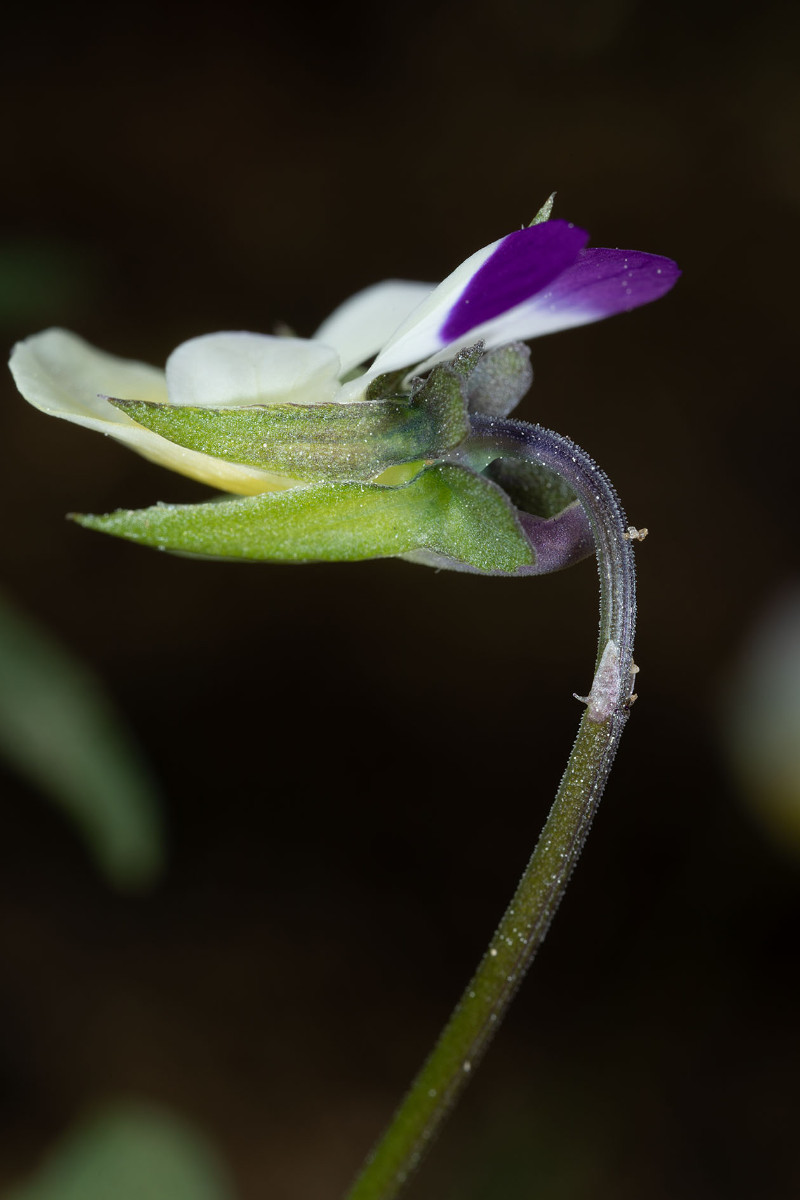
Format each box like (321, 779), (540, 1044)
(8, 207), (680, 1200)
(10, 217), (678, 497)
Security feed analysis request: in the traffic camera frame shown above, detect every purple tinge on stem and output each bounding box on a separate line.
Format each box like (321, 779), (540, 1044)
(440, 221), (589, 342)
(515, 505), (595, 575)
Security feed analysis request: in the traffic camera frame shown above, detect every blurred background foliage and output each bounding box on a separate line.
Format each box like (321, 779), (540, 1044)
(0, 592), (163, 891)
(4, 1103), (235, 1200)
(1, 0), (798, 1197)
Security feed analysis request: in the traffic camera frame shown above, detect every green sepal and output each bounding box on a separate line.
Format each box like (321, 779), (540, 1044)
(108, 363), (471, 484)
(364, 344), (484, 400)
(466, 343), (532, 418)
(73, 463), (535, 573)
(485, 456), (577, 519)
(364, 368), (410, 400)
(529, 192), (556, 226)
(446, 342), (486, 379)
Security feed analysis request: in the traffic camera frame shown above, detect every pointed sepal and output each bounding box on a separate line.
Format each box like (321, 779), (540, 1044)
(72, 463), (536, 573)
(529, 193), (556, 226)
(108, 361), (472, 484)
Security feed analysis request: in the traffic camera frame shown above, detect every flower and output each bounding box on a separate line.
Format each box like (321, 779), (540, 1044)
(8, 215), (679, 572)
(10, 217), (678, 496)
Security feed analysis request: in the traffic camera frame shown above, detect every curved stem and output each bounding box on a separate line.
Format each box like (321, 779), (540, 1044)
(343, 416), (638, 1200)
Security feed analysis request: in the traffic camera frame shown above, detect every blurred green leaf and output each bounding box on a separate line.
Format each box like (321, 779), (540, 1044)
(3, 1102), (236, 1200)
(0, 592), (163, 889)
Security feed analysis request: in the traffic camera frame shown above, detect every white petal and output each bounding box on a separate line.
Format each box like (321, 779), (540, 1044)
(166, 332), (341, 408)
(369, 240), (503, 375)
(314, 280), (435, 374)
(10, 329), (302, 495)
(9, 327), (168, 422)
(385, 297), (587, 378)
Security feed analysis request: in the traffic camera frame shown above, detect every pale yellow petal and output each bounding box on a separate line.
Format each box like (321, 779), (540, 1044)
(9, 328), (300, 495)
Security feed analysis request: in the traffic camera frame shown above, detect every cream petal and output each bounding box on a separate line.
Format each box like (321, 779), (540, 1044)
(313, 280), (435, 375)
(165, 331), (341, 408)
(9, 327), (168, 422)
(9, 328), (301, 495)
(120, 431), (303, 495)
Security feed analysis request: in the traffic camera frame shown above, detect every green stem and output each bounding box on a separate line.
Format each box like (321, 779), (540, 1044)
(343, 417), (638, 1200)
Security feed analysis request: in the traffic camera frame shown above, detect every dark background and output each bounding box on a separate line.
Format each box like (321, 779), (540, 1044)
(1, 1), (798, 1197)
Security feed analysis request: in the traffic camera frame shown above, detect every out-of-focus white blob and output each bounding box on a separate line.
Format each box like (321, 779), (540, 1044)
(723, 586), (800, 856)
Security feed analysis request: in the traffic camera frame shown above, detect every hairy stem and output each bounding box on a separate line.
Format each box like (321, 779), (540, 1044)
(343, 416), (638, 1200)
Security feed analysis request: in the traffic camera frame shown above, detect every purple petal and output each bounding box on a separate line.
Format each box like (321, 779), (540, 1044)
(439, 220), (589, 342)
(528, 247), (680, 327)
